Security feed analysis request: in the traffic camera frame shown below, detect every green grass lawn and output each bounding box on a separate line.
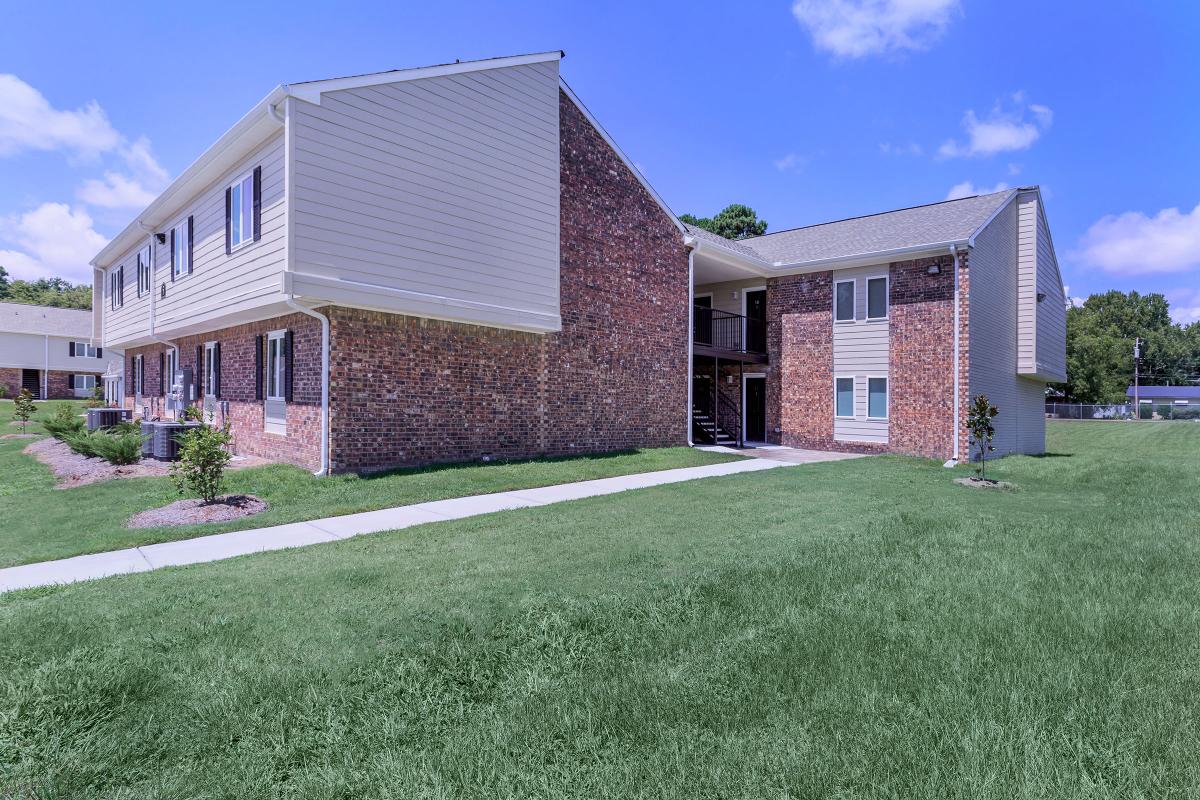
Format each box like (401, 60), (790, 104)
(0, 399), (741, 567)
(1, 421), (1197, 797)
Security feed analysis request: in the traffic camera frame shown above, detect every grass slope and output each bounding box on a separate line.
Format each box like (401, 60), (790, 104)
(0, 399), (739, 567)
(1, 422), (1199, 797)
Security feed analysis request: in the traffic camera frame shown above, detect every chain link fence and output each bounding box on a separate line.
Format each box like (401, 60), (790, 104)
(1046, 402), (1200, 421)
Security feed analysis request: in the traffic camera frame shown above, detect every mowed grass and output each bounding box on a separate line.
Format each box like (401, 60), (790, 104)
(2, 421), (1200, 798)
(0, 399), (740, 567)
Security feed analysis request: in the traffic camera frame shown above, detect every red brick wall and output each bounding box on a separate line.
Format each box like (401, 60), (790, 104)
(123, 312), (323, 470)
(0, 368), (21, 398)
(326, 90), (689, 472)
(45, 370), (91, 400)
(767, 272), (840, 449)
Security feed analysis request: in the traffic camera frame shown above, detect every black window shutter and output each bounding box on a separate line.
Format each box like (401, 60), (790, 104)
(213, 342), (222, 399)
(187, 216), (194, 274)
(97, 347), (103, 359)
(118, 266), (124, 306)
(284, 329), (294, 402)
(127, 355), (133, 386)
(170, 228), (176, 282)
(252, 166), (262, 242)
(69, 341), (75, 357)
(139, 357), (145, 395)
(254, 335), (263, 400)
(195, 345), (203, 396)
(159, 352), (165, 395)
(225, 188), (232, 255)
(67, 373), (74, 389)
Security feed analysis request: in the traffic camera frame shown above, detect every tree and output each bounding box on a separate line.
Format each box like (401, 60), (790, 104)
(680, 204), (768, 240)
(0, 265), (10, 298)
(171, 422), (234, 503)
(966, 394), (999, 481)
(0, 271), (92, 310)
(12, 388), (36, 434)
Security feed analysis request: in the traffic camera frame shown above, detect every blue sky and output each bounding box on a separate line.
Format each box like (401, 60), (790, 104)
(2, 1), (1198, 320)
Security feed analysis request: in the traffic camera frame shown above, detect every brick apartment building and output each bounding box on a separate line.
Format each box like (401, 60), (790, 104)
(1, 302), (122, 401)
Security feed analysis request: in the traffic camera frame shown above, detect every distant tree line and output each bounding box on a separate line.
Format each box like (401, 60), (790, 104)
(1058, 290), (1200, 403)
(680, 204), (768, 240)
(0, 266), (92, 310)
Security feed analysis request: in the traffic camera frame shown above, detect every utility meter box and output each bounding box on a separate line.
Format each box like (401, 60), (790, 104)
(169, 367), (193, 414)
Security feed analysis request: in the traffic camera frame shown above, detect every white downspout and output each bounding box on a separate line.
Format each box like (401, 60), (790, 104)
(43, 335), (49, 399)
(140, 224), (178, 416)
(945, 243), (961, 467)
(284, 300), (330, 476)
(686, 246), (695, 446)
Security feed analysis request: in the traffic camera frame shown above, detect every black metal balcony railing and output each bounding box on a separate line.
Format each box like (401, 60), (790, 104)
(693, 305), (766, 354)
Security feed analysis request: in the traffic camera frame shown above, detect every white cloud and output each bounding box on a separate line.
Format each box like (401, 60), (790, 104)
(880, 141), (923, 156)
(76, 137), (168, 209)
(773, 152), (807, 172)
(1074, 203), (1200, 276)
(0, 74), (121, 158)
(945, 180), (1009, 200)
(0, 203), (108, 283)
(792, 0), (960, 59)
(1166, 289), (1200, 325)
(939, 95), (1052, 158)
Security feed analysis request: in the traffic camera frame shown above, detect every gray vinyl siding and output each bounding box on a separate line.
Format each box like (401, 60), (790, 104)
(153, 134), (287, 332)
(1034, 206), (1067, 379)
(289, 60), (561, 330)
(101, 241), (153, 347)
(1016, 195), (1037, 372)
(968, 199), (1045, 456)
(832, 264), (888, 444)
(693, 278), (767, 316)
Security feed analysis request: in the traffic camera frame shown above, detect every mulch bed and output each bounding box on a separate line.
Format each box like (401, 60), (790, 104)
(2, 433), (40, 440)
(954, 476), (1015, 490)
(23, 437), (270, 488)
(127, 494), (268, 528)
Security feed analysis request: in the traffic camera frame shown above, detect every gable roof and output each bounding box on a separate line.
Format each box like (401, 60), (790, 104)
(682, 224), (767, 261)
(1126, 385), (1200, 400)
(0, 302), (93, 337)
(737, 190), (1017, 266)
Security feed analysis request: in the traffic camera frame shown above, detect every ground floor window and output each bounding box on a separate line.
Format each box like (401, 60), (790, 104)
(72, 375), (97, 391)
(835, 377), (855, 418)
(266, 331), (285, 401)
(868, 377), (888, 419)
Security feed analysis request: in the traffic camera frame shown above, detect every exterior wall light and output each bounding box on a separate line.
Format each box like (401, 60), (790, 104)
(927, 263), (941, 274)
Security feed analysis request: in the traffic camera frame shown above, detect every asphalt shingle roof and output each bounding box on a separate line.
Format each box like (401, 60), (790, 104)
(0, 302), (93, 338)
(692, 190), (1017, 266)
(682, 224), (766, 261)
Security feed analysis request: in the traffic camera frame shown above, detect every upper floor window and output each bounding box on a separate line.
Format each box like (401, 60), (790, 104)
(867, 277), (888, 320)
(70, 341), (98, 358)
(835, 280), (855, 322)
(171, 218), (192, 278)
(137, 245), (152, 297)
(109, 265), (124, 309)
(227, 167), (260, 252)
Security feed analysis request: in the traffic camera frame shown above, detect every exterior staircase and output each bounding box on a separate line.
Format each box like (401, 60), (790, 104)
(692, 404), (737, 446)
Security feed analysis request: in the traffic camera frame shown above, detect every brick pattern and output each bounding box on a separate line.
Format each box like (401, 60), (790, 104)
(327, 90), (689, 472)
(0, 368), (22, 398)
(767, 272), (839, 449)
(123, 312), (323, 470)
(888, 256), (956, 458)
(46, 371), (76, 400)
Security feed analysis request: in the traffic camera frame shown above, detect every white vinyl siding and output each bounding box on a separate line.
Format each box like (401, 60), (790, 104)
(832, 265), (889, 444)
(101, 244), (150, 346)
(0, 333), (118, 371)
(289, 60), (561, 332)
(1016, 192), (1068, 382)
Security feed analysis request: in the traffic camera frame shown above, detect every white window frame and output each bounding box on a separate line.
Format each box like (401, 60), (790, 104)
(867, 375), (889, 420)
(834, 279), (856, 323)
(166, 348), (178, 391)
(266, 329), (286, 401)
(137, 245), (152, 297)
(742, 371), (767, 443)
(72, 341), (98, 358)
(866, 276), (889, 321)
(204, 342), (217, 399)
(228, 170), (255, 251)
(134, 354), (144, 399)
(172, 220), (190, 277)
(1174, 400), (1189, 406)
(109, 267), (123, 309)
(73, 374), (97, 391)
(834, 375), (856, 419)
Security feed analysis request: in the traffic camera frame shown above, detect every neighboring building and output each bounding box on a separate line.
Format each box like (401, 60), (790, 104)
(0, 301), (122, 400)
(91, 51), (1066, 473)
(1126, 386), (1200, 415)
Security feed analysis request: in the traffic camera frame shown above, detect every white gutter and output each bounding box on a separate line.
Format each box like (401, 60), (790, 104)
(42, 335), (49, 399)
(285, 299), (330, 476)
(945, 243), (962, 467)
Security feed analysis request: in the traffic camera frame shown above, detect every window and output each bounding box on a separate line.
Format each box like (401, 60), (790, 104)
(72, 375), (97, 391)
(71, 341), (98, 358)
(205, 342), (217, 397)
(868, 377), (888, 419)
(867, 277), (888, 320)
(172, 220), (190, 277)
(134, 354), (144, 397)
(835, 280), (855, 322)
(835, 377), (855, 418)
(109, 266), (124, 309)
(228, 171), (255, 250)
(137, 245), (152, 297)
(266, 331), (285, 401)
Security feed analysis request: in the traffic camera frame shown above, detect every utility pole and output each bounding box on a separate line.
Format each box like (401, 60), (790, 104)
(1133, 337), (1141, 419)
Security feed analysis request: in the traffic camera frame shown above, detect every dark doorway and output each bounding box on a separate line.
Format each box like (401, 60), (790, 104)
(745, 289), (766, 353)
(21, 369), (40, 399)
(693, 295), (712, 345)
(745, 375), (766, 441)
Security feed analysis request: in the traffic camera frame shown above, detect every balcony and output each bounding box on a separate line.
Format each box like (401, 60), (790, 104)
(693, 305), (768, 364)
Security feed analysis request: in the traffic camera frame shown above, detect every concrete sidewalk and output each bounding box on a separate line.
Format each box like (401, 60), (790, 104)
(0, 454), (820, 594)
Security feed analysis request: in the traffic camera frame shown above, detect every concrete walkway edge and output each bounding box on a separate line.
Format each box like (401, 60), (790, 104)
(1, 457), (800, 594)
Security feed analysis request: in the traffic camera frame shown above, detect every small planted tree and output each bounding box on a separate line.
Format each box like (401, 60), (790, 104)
(87, 382), (105, 408)
(170, 422), (233, 504)
(12, 388), (36, 433)
(966, 394), (999, 481)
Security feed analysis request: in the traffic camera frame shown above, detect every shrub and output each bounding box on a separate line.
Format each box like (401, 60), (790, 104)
(111, 420), (142, 436)
(1173, 406), (1200, 420)
(0, 384), (8, 399)
(171, 423), (233, 503)
(62, 430), (101, 458)
(42, 403), (85, 439)
(86, 383), (105, 408)
(12, 388), (35, 433)
(181, 405), (204, 422)
(89, 430), (146, 466)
